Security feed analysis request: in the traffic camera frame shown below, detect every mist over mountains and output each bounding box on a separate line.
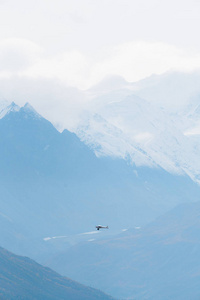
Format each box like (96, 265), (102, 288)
(1, 70), (200, 299)
(2, 72), (198, 181)
(2, 0), (200, 298)
(76, 71), (200, 184)
(1, 99), (200, 263)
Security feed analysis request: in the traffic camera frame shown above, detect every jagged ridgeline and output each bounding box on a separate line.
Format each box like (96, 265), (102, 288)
(0, 100), (200, 262)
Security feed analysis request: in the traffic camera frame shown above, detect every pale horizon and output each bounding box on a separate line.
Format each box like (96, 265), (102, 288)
(0, 0), (200, 89)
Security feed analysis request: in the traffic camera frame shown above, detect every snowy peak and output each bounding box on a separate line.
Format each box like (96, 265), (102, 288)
(77, 112), (157, 168)
(20, 102), (42, 119)
(89, 75), (132, 93)
(0, 100), (42, 121)
(133, 70), (200, 112)
(0, 100), (20, 119)
(76, 82), (200, 184)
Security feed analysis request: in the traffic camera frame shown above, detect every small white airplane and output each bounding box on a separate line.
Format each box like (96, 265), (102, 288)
(96, 225), (109, 231)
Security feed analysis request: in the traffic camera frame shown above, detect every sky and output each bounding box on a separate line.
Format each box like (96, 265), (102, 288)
(0, 0), (200, 128)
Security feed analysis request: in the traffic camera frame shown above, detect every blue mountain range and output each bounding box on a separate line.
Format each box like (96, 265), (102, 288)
(0, 102), (200, 265)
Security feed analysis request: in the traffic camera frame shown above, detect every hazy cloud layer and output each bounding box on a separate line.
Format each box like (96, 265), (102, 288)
(0, 0), (200, 87)
(0, 38), (42, 74)
(1, 38), (200, 90)
(0, 0), (200, 130)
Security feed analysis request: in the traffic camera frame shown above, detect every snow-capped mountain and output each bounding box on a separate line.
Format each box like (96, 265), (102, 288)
(0, 100), (199, 262)
(0, 100), (20, 119)
(133, 71), (200, 112)
(1, 71), (200, 186)
(76, 72), (200, 184)
(0, 71), (199, 300)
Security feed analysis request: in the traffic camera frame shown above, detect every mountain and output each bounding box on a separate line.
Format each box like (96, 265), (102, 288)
(1, 100), (200, 263)
(0, 100), (20, 118)
(133, 70), (200, 112)
(0, 100), (200, 263)
(0, 246), (114, 300)
(2, 71), (200, 184)
(46, 201), (200, 300)
(76, 72), (200, 184)
(88, 75), (133, 94)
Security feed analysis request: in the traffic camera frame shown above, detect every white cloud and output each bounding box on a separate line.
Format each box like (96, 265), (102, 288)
(0, 76), (87, 131)
(0, 38), (42, 73)
(23, 50), (89, 87)
(89, 42), (200, 87)
(1, 39), (200, 131)
(1, 37), (200, 133)
(1, 38), (200, 90)
(184, 126), (200, 136)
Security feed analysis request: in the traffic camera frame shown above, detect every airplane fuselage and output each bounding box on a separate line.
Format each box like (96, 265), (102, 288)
(96, 225), (109, 230)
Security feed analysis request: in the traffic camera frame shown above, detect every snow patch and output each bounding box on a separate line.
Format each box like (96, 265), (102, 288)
(80, 231), (100, 235)
(22, 102), (42, 119)
(43, 237), (51, 241)
(0, 212), (13, 222)
(43, 235), (68, 241)
(184, 127), (200, 136)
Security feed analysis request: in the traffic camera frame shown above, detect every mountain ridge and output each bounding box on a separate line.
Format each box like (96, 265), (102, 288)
(0, 245), (114, 300)
(0, 99), (200, 264)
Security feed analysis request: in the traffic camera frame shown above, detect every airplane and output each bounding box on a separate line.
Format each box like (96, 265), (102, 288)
(96, 225), (109, 231)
